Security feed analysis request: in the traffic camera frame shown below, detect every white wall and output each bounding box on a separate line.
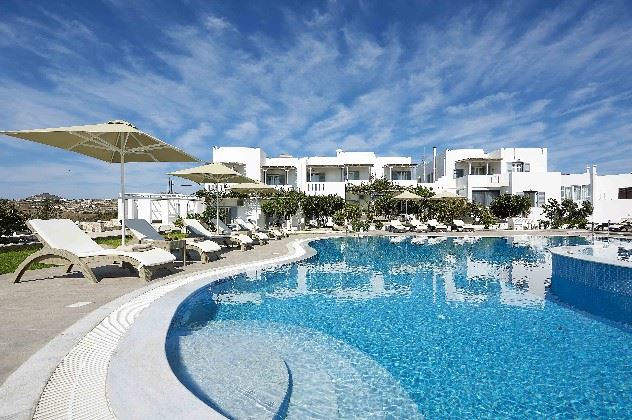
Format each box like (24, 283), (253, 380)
(213, 146), (265, 182)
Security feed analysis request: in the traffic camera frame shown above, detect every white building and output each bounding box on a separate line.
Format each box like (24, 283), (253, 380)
(120, 146), (632, 226)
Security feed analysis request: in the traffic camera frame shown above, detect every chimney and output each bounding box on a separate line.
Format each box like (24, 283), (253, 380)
(432, 147), (437, 183)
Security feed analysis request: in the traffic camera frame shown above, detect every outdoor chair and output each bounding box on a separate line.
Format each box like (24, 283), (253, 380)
(126, 219), (221, 263)
(452, 220), (475, 232)
(13, 219), (176, 283)
(389, 220), (409, 233)
(409, 218), (429, 232)
(184, 219), (254, 251)
(235, 218), (270, 244)
(427, 219), (448, 232)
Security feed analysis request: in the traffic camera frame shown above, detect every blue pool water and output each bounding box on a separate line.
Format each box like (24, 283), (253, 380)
(167, 236), (632, 419)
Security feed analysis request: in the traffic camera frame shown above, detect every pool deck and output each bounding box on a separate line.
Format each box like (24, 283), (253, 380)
(0, 228), (613, 418)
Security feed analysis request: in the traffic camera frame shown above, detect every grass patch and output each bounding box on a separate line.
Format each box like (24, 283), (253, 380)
(94, 235), (133, 248)
(0, 235), (134, 275)
(0, 244), (49, 275)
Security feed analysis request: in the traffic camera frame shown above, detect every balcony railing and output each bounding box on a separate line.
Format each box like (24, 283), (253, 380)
(306, 182), (346, 197)
(456, 174), (509, 189)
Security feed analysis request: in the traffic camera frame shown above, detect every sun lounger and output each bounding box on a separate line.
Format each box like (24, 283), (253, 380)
(235, 218), (271, 244)
(389, 220), (409, 233)
(13, 219), (176, 283)
(184, 219), (254, 250)
(452, 220), (475, 232)
(427, 219), (448, 232)
(409, 218), (428, 232)
(126, 219), (221, 263)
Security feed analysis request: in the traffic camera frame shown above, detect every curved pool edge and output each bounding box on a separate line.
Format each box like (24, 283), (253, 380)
(0, 236), (324, 420)
(106, 238), (321, 419)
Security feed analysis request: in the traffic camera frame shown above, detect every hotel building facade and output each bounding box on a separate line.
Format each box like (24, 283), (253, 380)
(120, 146), (632, 227)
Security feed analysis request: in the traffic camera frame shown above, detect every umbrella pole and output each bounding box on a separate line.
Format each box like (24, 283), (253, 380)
(216, 182), (220, 234)
(120, 151), (126, 246)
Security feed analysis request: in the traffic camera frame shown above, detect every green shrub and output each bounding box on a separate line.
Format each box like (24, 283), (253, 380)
(542, 199), (593, 228)
(489, 194), (531, 219)
(0, 199), (27, 236)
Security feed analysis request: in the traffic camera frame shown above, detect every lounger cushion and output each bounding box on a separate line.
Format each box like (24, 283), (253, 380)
(126, 219), (165, 241)
(30, 219), (104, 255)
(79, 248), (176, 268)
(185, 238), (221, 252)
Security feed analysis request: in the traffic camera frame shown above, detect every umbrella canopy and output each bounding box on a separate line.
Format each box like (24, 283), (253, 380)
(393, 191), (423, 201)
(168, 163), (253, 184)
(393, 191), (423, 215)
(1, 120), (199, 245)
(169, 163), (256, 232)
(428, 191), (465, 200)
(1, 120), (197, 163)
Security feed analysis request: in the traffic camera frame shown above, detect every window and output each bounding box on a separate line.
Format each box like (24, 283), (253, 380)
(471, 166), (486, 175)
(392, 170), (411, 180)
(310, 172), (326, 182)
(266, 174), (286, 185)
(511, 162), (524, 173)
(561, 184), (591, 201)
(472, 190), (500, 207)
(453, 169), (464, 178)
(347, 170), (360, 181)
(619, 187), (632, 199)
(581, 185), (590, 201)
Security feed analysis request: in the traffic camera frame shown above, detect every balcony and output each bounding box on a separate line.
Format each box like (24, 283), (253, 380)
(306, 182), (346, 197)
(456, 174), (509, 189)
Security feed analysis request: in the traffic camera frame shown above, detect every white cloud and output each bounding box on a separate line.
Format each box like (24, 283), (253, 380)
(1, 1), (632, 197)
(225, 121), (259, 140)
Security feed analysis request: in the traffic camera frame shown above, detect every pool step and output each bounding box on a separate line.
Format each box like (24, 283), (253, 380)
(169, 331), (291, 419)
(171, 321), (422, 419)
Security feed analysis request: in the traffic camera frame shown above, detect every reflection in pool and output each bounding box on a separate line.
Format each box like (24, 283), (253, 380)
(168, 236), (632, 419)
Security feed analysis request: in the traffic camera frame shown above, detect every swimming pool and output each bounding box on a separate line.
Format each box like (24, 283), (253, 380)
(167, 236), (632, 418)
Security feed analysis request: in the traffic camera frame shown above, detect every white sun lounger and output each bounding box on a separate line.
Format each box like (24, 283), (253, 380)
(452, 220), (475, 232)
(409, 218), (428, 232)
(427, 219), (448, 232)
(126, 219), (221, 263)
(389, 220), (410, 233)
(13, 219), (176, 283)
(235, 218), (270, 244)
(184, 219), (254, 251)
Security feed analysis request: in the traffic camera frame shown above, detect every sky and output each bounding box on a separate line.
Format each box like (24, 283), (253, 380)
(1, 0), (631, 199)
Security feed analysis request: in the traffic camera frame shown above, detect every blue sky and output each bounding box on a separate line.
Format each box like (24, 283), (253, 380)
(1, 0), (631, 198)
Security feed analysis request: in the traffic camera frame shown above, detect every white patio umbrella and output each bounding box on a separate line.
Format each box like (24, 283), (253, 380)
(0, 120), (199, 245)
(393, 190), (422, 215)
(168, 163), (255, 233)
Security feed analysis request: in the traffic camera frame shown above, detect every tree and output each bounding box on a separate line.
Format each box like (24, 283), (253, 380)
(0, 199), (27, 236)
(333, 203), (364, 231)
(489, 194), (531, 219)
(428, 198), (469, 224)
(542, 198), (593, 228)
(467, 202), (497, 228)
(261, 190), (304, 224)
(301, 194), (345, 227)
(35, 198), (61, 220)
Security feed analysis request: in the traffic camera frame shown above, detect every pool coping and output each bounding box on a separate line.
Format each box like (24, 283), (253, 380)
(0, 237), (322, 420)
(549, 245), (632, 269)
